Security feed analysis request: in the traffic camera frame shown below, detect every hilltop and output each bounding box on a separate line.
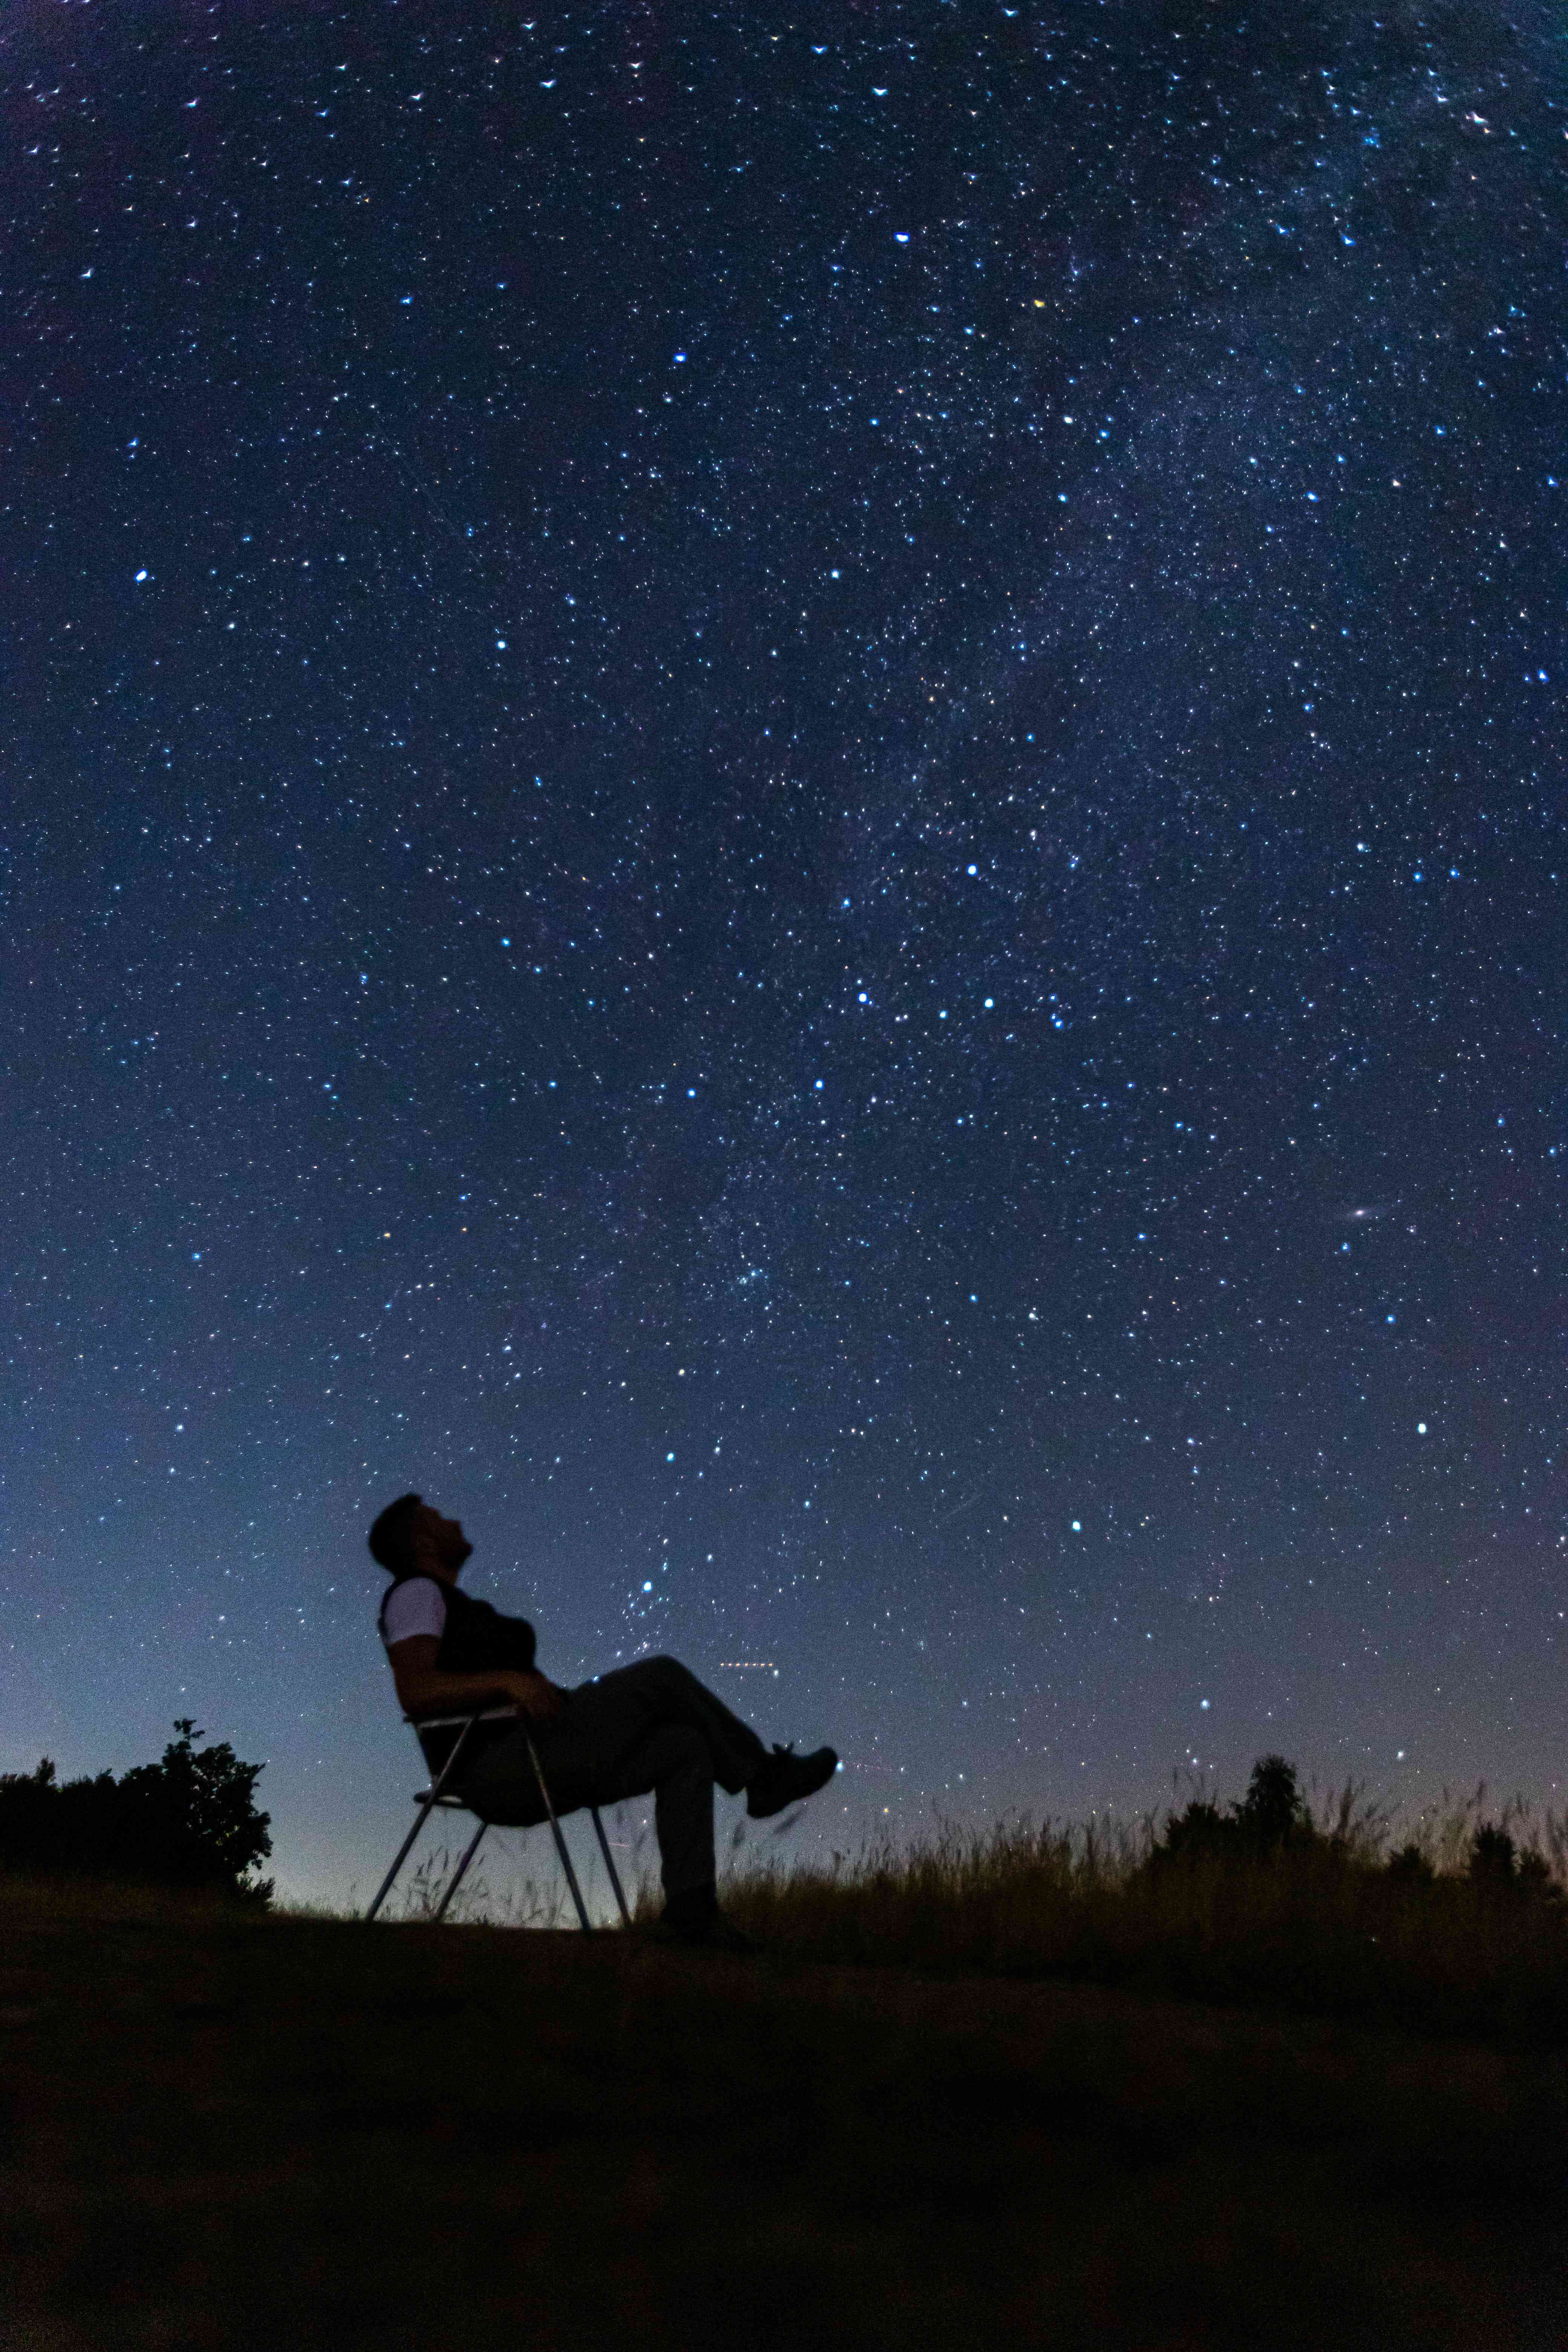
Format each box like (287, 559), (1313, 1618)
(2, 1879), (1565, 2350)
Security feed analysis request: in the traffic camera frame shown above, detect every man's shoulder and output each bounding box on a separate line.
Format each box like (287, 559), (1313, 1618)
(379, 1575), (451, 1638)
(380, 1572), (448, 1602)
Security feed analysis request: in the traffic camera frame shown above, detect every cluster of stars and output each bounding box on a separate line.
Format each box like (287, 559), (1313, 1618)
(4, 0), (1565, 1900)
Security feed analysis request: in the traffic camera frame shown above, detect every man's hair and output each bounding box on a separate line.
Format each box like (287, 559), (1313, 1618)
(368, 1492), (424, 1574)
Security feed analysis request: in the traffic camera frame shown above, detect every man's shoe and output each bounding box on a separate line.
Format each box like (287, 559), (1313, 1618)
(746, 1743), (839, 1819)
(648, 1897), (759, 1955)
(674, 1911), (759, 1955)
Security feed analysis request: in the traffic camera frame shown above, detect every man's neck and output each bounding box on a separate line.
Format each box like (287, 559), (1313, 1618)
(414, 1558), (463, 1587)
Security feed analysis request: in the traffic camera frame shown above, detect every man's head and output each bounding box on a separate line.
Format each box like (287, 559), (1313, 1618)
(367, 1493), (473, 1583)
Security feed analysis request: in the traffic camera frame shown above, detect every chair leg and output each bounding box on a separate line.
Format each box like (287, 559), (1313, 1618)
(434, 1820), (487, 1923)
(366, 1793), (440, 1923)
(522, 1727), (593, 1932)
(365, 1717), (481, 1923)
(547, 1813), (593, 1932)
(591, 1807), (632, 1926)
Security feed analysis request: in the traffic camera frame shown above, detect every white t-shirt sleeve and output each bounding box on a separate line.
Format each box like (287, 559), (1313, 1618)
(381, 1577), (447, 1648)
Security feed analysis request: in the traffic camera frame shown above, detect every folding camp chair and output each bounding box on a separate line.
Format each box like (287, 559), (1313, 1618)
(365, 1705), (632, 1931)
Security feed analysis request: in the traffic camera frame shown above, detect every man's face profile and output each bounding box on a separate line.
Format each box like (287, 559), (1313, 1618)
(410, 1503), (473, 1579)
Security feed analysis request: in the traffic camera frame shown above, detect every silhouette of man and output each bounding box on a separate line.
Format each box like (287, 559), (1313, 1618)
(369, 1493), (838, 1948)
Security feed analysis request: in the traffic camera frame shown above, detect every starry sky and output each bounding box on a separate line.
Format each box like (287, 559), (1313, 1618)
(5, 0), (1566, 1906)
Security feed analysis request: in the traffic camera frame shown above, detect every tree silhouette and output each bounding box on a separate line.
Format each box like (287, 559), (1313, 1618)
(1468, 1824), (1518, 1893)
(1152, 1755), (1313, 1867)
(0, 1721), (272, 1901)
(1234, 1756), (1309, 1854)
(1467, 1823), (1562, 1909)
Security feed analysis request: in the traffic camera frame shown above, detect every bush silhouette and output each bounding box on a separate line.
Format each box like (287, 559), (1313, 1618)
(1236, 1755), (1310, 1851)
(1386, 1843), (1435, 1886)
(1468, 1823), (1519, 1892)
(1150, 1755), (1314, 1868)
(1466, 1822), (1562, 1909)
(0, 1720), (272, 1902)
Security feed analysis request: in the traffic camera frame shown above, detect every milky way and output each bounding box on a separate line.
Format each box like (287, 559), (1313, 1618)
(5, 0), (1566, 1900)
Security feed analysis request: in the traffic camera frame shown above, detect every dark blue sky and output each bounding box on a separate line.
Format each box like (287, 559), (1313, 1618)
(5, 0), (1565, 1905)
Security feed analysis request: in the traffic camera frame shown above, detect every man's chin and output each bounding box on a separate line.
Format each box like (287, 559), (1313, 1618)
(452, 1538), (475, 1570)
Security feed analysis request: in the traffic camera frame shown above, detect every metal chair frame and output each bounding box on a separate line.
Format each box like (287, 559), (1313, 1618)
(365, 1705), (632, 1932)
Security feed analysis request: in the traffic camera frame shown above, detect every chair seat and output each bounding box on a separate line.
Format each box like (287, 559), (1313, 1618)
(366, 1704), (630, 1933)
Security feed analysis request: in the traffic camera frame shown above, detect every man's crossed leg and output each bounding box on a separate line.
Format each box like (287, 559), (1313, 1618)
(455, 1655), (838, 1946)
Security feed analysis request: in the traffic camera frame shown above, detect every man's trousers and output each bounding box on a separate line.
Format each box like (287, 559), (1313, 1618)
(454, 1655), (768, 1900)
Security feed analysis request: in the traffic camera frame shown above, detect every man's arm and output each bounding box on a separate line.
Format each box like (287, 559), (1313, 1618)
(387, 1636), (565, 1721)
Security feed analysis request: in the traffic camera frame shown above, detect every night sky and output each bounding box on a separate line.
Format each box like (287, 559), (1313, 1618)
(6, 0), (1566, 1907)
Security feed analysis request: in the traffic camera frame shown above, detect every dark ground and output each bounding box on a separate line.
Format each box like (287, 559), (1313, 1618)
(3, 1889), (1566, 2351)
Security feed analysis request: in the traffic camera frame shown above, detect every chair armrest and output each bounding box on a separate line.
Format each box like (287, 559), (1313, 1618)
(403, 1706), (521, 1729)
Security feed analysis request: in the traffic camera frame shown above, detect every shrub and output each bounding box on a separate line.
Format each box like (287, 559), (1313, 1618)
(717, 1757), (1568, 2043)
(1146, 1754), (1315, 1868)
(0, 1720), (272, 1902)
(1468, 1822), (1563, 1909)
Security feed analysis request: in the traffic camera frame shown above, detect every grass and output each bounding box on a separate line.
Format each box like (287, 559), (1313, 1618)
(3, 1845), (1568, 2350)
(709, 1784), (1568, 2045)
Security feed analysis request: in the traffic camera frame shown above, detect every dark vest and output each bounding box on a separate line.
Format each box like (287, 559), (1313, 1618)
(378, 1575), (537, 1775)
